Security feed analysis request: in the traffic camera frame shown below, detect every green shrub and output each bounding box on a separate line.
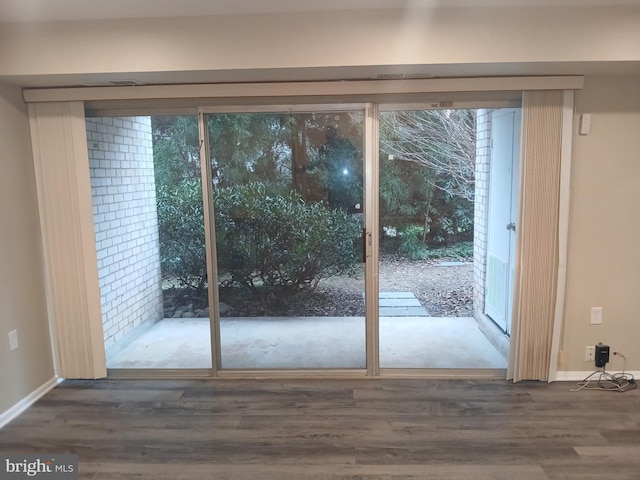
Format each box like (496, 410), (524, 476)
(428, 241), (474, 260)
(398, 225), (430, 260)
(214, 182), (361, 304)
(156, 179), (207, 291)
(397, 225), (473, 261)
(157, 179), (361, 304)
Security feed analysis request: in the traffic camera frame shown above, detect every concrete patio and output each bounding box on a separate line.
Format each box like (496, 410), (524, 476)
(107, 315), (507, 370)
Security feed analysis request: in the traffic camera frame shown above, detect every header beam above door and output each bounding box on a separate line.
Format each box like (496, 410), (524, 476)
(23, 76), (584, 105)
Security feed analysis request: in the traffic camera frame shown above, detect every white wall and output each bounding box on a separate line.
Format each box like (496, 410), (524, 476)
(0, 83), (54, 416)
(561, 75), (640, 372)
(0, 6), (639, 83)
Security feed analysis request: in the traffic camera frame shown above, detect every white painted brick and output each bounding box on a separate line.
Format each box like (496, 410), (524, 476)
(88, 115), (163, 346)
(473, 109), (493, 320)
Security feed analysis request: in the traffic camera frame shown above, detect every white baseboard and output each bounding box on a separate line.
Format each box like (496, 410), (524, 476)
(553, 370), (640, 382)
(0, 376), (62, 429)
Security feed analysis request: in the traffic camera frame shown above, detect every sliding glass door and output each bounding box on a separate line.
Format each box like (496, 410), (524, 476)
(204, 108), (367, 369)
(93, 104), (509, 375)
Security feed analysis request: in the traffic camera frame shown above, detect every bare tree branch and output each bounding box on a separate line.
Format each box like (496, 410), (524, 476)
(380, 110), (476, 201)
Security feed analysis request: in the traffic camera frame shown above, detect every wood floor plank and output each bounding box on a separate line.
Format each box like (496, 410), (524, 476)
(42, 387), (184, 403)
(544, 464), (640, 480)
(81, 463), (550, 480)
(574, 445), (640, 458)
(599, 429), (640, 444)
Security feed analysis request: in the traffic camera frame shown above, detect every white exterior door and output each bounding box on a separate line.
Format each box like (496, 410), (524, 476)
(485, 108), (521, 334)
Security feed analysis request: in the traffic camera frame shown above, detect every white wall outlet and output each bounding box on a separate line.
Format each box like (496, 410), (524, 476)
(8, 330), (19, 351)
(585, 345), (595, 362)
(590, 306), (603, 325)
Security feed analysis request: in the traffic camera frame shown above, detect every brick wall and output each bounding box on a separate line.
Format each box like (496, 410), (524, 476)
(87, 116), (163, 350)
(473, 109), (492, 317)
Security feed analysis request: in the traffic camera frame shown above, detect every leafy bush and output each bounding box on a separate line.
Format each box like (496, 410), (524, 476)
(398, 225), (430, 260)
(397, 225), (473, 261)
(156, 179), (207, 291)
(423, 188), (474, 246)
(214, 182), (361, 304)
(427, 241), (474, 260)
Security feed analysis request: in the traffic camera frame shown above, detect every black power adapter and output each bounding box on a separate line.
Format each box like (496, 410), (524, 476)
(595, 343), (610, 368)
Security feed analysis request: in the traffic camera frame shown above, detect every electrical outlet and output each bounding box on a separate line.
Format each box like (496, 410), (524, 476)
(590, 307), (603, 325)
(585, 345), (595, 362)
(8, 330), (19, 351)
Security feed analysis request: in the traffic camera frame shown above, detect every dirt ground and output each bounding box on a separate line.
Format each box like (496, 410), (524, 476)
(212, 256), (474, 318)
(318, 256), (473, 317)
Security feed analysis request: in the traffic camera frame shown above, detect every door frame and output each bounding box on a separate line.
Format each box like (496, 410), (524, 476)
(90, 101), (522, 379)
(200, 103), (376, 376)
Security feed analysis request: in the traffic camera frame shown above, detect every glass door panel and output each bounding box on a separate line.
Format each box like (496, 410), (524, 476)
(378, 108), (506, 369)
(206, 110), (366, 369)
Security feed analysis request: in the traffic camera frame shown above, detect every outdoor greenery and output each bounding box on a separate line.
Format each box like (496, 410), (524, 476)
(397, 224), (473, 261)
(156, 179), (206, 291)
(152, 113), (365, 304)
(398, 225), (432, 261)
(153, 116), (205, 291)
(152, 109), (476, 303)
(379, 109), (475, 247)
(215, 182), (360, 303)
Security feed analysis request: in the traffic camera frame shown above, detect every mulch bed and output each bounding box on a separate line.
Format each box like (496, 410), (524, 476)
(164, 257), (473, 318)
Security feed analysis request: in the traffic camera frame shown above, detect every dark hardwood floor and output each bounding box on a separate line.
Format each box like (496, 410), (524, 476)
(1, 378), (639, 479)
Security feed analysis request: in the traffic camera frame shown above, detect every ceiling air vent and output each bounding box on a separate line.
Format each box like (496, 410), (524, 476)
(373, 73), (406, 80)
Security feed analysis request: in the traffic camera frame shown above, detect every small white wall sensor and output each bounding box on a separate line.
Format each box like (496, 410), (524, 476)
(579, 113), (591, 135)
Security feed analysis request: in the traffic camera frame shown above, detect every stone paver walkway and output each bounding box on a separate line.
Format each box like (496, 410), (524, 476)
(379, 292), (428, 316)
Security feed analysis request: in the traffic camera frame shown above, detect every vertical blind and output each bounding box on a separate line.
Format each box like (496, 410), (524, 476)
(28, 102), (106, 379)
(509, 90), (565, 382)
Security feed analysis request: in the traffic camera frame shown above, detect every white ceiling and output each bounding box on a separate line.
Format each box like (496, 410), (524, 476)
(1, 0), (640, 23)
